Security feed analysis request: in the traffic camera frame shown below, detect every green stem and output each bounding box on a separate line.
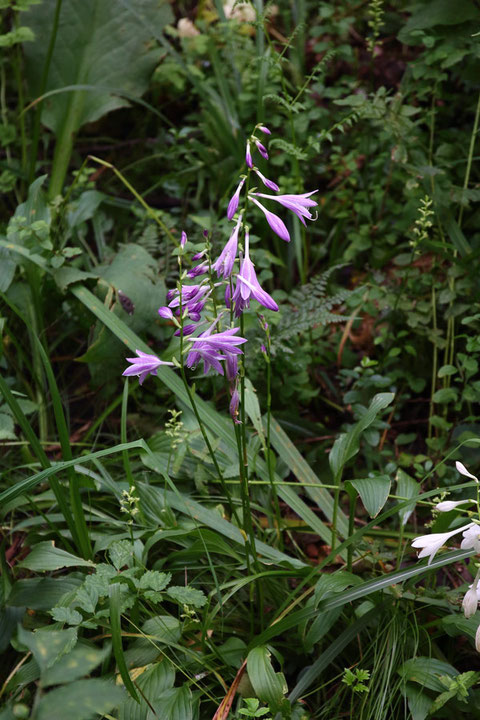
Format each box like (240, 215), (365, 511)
(428, 284), (438, 440)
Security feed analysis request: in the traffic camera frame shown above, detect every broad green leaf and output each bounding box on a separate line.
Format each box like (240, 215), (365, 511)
(19, 541), (95, 571)
(17, 626), (77, 672)
(432, 387), (458, 404)
(42, 643), (109, 687)
(350, 475), (391, 518)
(24, 0), (171, 134)
(314, 571), (362, 606)
(153, 686), (193, 720)
(7, 577), (83, 610)
(396, 469), (419, 526)
(166, 586), (207, 608)
(35, 678), (123, 720)
(0, 247), (16, 292)
(329, 393), (395, 480)
(403, 683), (433, 720)
(119, 661), (175, 720)
(398, 657), (458, 693)
(247, 646), (286, 711)
(0, 412), (15, 440)
(216, 637), (247, 667)
(142, 615), (181, 644)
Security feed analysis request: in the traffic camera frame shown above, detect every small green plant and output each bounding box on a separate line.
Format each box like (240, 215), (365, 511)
(342, 667), (371, 693)
(237, 697), (272, 718)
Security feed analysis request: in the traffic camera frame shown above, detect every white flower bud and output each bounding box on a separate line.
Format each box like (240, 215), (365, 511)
(435, 500), (468, 512)
(475, 624), (480, 652)
(463, 587), (479, 619)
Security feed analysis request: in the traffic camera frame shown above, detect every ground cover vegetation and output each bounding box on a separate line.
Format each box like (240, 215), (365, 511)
(1, 0), (480, 717)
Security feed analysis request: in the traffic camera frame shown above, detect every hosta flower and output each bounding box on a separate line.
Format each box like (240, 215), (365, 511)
(229, 387), (240, 424)
(461, 525), (480, 552)
(233, 229), (278, 316)
(411, 522), (475, 565)
(245, 141), (253, 169)
(158, 306), (174, 320)
(249, 196), (290, 242)
(456, 461), (479, 482)
(254, 169), (279, 192)
(258, 125), (271, 135)
(463, 587), (479, 618)
(227, 178), (245, 220)
(476, 624), (480, 652)
(123, 350), (174, 385)
(174, 324), (197, 337)
(180, 231), (188, 248)
(187, 263), (208, 278)
(167, 283), (211, 320)
(251, 190), (318, 226)
(435, 499), (475, 512)
(212, 214), (242, 279)
(186, 322), (247, 376)
(254, 139), (269, 160)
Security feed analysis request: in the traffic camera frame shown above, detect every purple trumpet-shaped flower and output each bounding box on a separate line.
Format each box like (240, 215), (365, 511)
(252, 190), (318, 226)
(212, 214), (242, 279)
(174, 324), (197, 337)
(192, 249), (206, 261)
(227, 178), (245, 220)
(187, 262), (208, 278)
(226, 353), (238, 380)
(229, 387), (241, 424)
(258, 125), (271, 135)
(233, 229), (279, 316)
(254, 139), (269, 160)
(249, 196), (290, 242)
(167, 283), (211, 322)
(245, 141), (253, 169)
(180, 231), (187, 248)
(254, 168), (279, 192)
(186, 321), (247, 376)
(158, 306), (174, 320)
(123, 350), (174, 385)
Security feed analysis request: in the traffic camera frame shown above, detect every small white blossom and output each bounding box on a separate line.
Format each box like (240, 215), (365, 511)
(411, 523), (475, 565)
(177, 18), (200, 37)
(475, 624), (480, 652)
(456, 461), (478, 482)
(462, 587), (479, 618)
(461, 525), (480, 553)
(435, 499), (474, 512)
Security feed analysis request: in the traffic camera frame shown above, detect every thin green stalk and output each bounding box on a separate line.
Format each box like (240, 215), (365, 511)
(264, 329), (282, 548)
(347, 488), (356, 572)
(121, 379), (134, 488)
(28, 0), (63, 184)
(428, 284), (438, 439)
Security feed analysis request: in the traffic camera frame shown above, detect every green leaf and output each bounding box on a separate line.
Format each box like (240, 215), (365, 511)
(119, 661), (176, 720)
(166, 586), (207, 608)
(404, 683), (432, 720)
(7, 577), (83, 610)
(350, 475), (391, 518)
(247, 646), (286, 711)
(0, 412), (15, 440)
(314, 571), (362, 606)
(138, 571), (171, 593)
(109, 539), (135, 570)
(42, 643), (109, 687)
(24, 0), (171, 134)
(398, 657), (458, 693)
(18, 542), (95, 571)
(153, 686), (193, 720)
(444, 213), (472, 257)
(244, 378), (265, 446)
(142, 615), (181, 644)
(50, 607), (83, 626)
(432, 388), (458, 404)
(109, 583), (139, 702)
(329, 393), (395, 479)
(396, 469), (419, 526)
(17, 626), (78, 672)
(35, 678), (123, 720)
(437, 364), (457, 378)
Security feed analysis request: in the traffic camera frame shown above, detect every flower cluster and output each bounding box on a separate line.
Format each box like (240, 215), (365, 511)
(411, 461), (480, 650)
(122, 124), (318, 422)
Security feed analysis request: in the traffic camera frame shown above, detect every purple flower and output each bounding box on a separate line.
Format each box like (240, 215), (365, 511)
(174, 323), (197, 337)
(249, 196), (290, 242)
(245, 141), (253, 169)
(252, 190), (318, 226)
(258, 125), (271, 135)
(229, 387), (241, 424)
(226, 353), (238, 380)
(254, 139), (269, 160)
(212, 214), (242, 279)
(227, 178), (245, 220)
(254, 169), (279, 192)
(192, 250), (206, 261)
(167, 283), (211, 321)
(123, 350), (174, 385)
(186, 322), (247, 376)
(180, 231), (187, 248)
(187, 262), (208, 278)
(158, 306), (174, 320)
(233, 229), (278, 316)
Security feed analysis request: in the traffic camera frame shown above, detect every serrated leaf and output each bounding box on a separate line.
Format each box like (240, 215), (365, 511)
(138, 570), (171, 592)
(50, 607), (83, 625)
(166, 586), (206, 608)
(19, 542), (95, 571)
(350, 475), (391, 518)
(109, 539), (135, 570)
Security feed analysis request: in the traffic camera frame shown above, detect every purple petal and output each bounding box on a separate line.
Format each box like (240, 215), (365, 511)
(158, 306), (174, 320)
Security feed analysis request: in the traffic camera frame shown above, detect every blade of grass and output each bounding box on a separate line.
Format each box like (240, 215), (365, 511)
(109, 583), (139, 702)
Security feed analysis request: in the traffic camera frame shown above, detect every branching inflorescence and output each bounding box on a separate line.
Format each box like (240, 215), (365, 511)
(122, 124), (318, 423)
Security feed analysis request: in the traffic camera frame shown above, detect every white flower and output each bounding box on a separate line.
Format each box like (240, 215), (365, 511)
(461, 525), (480, 553)
(475, 624), (480, 652)
(411, 522), (475, 565)
(463, 587), (479, 618)
(456, 461), (478, 482)
(435, 499), (474, 512)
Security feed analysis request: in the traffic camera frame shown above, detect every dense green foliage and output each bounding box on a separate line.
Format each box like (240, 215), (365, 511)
(1, 0), (480, 718)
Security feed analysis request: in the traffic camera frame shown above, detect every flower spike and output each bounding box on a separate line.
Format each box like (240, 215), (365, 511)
(249, 196), (290, 242)
(123, 350), (174, 385)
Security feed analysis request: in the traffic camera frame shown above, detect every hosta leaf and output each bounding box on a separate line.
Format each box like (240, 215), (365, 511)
(19, 542), (95, 571)
(350, 475), (391, 518)
(17, 626), (78, 672)
(247, 646), (286, 711)
(42, 643), (109, 687)
(35, 678), (123, 720)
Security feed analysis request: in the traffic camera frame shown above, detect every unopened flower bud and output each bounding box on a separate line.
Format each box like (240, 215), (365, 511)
(258, 125), (271, 135)
(158, 306), (173, 320)
(476, 623), (480, 652)
(245, 141), (253, 169)
(463, 587), (479, 619)
(180, 231), (187, 248)
(435, 499), (472, 512)
(254, 139), (269, 160)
